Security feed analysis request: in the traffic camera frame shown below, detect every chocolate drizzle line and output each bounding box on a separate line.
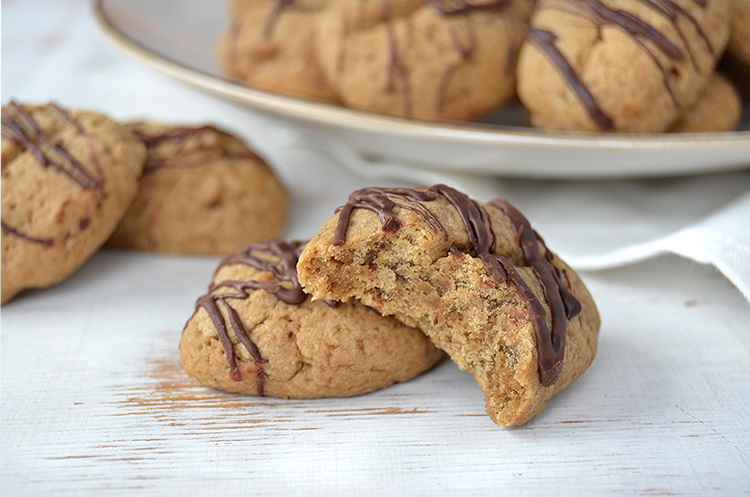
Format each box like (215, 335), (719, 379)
(214, 239), (307, 305)
(435, 20), (478, 113)
(489, 198), (582, 385)
(334, 186), (443, 245)
(428, 0), (510, 16)
(193, 240), (308, 392)
(385, 20), (414, 118)
(1, 221), (54, 247)
(526, 28), (615, 131)
(225, 21), (242, 69)
(2, 101), (100, 189)
(1, 101), (103, 247)
(534, 0), (715, 128)
(336, 9), (352, 75)
(263, 0), (296, 38)
(338, 0), (514, 118)
(262, 0), (326, 37)
(130, 125), (265, 176)
(333, 185), (581, 386)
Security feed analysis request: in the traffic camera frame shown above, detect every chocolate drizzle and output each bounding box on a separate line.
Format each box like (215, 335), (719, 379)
(193, 240), (308, 393)
(531, 0), (716, 129)
(263, 0), (297, 37)
(489, 198), (582, 385)
(385, 20), (414, 118)
(332, 185), (581, 386)
(2, 102), (100, 189)
(334, 187), (442, 245)
(428, 0), (510, 16)
(214, 239), (307, 305)
(262, 0), (326, 37)
(435, 21), (478, 113)
(526, 28), (615, 131)
(336, 0), (516, 118)
(1, 101), (103, 247)
(0, 221), (54, 247)
(129, 125), (265, 176)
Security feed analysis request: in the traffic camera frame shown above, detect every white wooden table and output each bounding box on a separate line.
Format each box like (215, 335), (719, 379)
(2, 1), (749, 494)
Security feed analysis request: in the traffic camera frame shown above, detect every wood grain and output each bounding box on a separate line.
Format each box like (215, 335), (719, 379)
(2, 251), (749, 495)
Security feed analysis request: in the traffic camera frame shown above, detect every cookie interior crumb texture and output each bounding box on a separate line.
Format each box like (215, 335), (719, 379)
(1, 101), (146, 304)
(297, 185), (600, 426)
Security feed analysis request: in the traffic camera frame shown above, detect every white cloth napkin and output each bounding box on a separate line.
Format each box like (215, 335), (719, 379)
(562, 188), (750, 296)
(282, 132), (750, 303)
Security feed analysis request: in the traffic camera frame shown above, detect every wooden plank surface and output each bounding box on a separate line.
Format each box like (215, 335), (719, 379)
(2, 0), (749, 494)
(3, 251), (749, 495)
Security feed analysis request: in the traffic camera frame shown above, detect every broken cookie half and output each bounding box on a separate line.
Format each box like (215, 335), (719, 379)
(297, 185), (600, 426)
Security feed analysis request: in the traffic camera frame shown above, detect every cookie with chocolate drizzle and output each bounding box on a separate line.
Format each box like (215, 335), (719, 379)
(726, 0), (750, 67)
(107, 122), (289, 256)
(180, 239), (443, 398)
(1, 101), (146, 304)
(217, 0), (340, 103)
(314, 0), (535, 121)
(297, 185), (600, 426)
(516, 0), (732, 132)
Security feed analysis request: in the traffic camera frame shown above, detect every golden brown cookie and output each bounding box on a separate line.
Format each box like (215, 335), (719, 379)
(727, 0), (750, 66)
(107, 123), (289, 256)
(516, 0), (732, 133)
(671, 72), (743, 132)
(297, 185), (600, 426)
(315, 0), (534, 121)
(217, 0), (340, 103)
(180, 239), (443, 398)
(1, 101), (146, 304)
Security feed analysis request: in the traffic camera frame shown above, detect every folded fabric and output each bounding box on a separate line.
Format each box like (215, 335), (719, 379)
(563, 189), (750, 302)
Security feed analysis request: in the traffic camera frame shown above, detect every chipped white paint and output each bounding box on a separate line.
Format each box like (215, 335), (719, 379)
(2, 251), (749, 495)
(2, 0), (750, 494)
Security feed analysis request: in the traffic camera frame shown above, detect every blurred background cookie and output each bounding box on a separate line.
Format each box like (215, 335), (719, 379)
(720, 0), (750, 99)
(727, 0), (750, 66)
(107, 123), (289, 256)
(180, 239), (443, 398)
(671, 72), (743, 132)
(517, 0), (732, 133)
(217, 0), (340, 103)
(1, 101), (146, 304)
(314, 0), (535, 121)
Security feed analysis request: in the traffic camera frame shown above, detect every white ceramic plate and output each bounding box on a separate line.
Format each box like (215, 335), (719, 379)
(95, 0), (750, 179)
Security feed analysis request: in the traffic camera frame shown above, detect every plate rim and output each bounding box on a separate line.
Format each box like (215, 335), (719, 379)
(94, 0), (750, 154)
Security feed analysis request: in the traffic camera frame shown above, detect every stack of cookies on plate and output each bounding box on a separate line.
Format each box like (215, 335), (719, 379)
(218, 0), (747, 132)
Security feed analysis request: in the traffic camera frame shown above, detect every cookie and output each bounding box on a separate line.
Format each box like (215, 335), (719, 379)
(107, 123), (289, 256)
(1, 101), (146, 304)
(314, 0), (534, 121)
(727, 0), (750, 66)
(516, 0), (732, 132)
(297, 185), (600, 426)
(217, 0), (340, 103)
(180, 239), (443, 398)
(671, 72), (742, 132)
